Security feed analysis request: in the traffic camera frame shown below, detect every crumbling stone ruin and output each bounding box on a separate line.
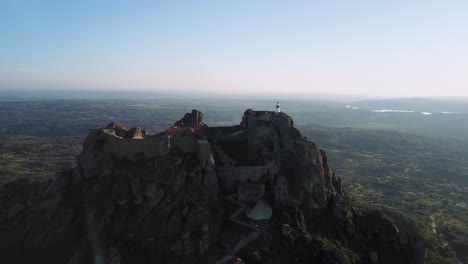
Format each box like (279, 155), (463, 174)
(0, 109), (428, 264)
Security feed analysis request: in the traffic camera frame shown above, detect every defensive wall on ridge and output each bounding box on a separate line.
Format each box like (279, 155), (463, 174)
(97, 130), (211, 162)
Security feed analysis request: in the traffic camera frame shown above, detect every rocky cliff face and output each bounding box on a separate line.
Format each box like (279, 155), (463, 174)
(0, 109), (427, 264)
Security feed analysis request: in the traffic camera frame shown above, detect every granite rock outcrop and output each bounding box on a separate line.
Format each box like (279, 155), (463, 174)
(0, 109), (427, 264)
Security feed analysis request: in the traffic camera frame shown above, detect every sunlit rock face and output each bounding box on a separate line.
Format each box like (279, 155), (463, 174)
(0, 109), (427, 264)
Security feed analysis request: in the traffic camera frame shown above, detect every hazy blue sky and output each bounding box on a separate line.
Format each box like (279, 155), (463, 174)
(1, 0), (467, 97)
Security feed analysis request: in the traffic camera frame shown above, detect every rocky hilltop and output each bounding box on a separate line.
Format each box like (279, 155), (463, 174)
(0, 109), (427, 263)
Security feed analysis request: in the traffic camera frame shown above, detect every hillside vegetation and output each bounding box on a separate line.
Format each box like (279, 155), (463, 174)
(300, 125), (468, 263)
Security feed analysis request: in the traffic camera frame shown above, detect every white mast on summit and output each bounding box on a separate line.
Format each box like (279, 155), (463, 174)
(276, 101), (281, 113)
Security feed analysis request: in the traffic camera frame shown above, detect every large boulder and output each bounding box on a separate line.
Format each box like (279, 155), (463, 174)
(174, 109), (207, 128)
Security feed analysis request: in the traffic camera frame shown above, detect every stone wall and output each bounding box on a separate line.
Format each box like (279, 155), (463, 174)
(216, 165), (276, 193)
(100, 132), (211, 162)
